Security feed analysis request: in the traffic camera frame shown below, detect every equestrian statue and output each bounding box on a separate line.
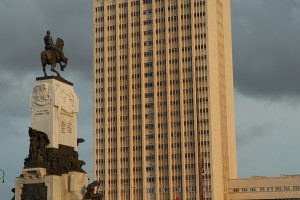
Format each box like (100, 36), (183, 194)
(41, 30), (68, 76)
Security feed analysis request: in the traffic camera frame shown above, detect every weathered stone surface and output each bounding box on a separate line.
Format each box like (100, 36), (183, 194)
(15, 171), (88, 200)
(30, 77), (79, 150)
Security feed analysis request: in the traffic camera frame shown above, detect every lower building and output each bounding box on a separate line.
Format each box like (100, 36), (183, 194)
(228, 175), (300, 199)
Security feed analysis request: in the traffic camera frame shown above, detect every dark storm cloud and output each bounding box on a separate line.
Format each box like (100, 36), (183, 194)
(231, 0), (300, 100)
(0, 0), (92, 80)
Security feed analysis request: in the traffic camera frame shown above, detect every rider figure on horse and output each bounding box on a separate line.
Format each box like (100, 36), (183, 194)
(44, 30), (65, 62)
(41, 30), (68, 76)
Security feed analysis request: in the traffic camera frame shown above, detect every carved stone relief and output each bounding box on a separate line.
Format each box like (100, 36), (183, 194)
(32, 83), (52, 106)
(54, 84), (76, 114)
(60, 114), (73, 135)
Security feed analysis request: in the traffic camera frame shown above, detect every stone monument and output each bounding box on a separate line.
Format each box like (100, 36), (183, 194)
(13, 31), (101, 200)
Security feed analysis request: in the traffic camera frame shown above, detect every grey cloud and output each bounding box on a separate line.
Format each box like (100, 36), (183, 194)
(0, 73), (33, 118)
(236, 122), (272, 145)
(232, 0), (300, 100)
(0, 73), (34, 139)
(0, 116), (30, 137)
(0, 0), (93, 80)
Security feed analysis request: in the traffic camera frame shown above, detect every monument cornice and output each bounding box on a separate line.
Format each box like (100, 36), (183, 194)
(36, 76), (73, 86)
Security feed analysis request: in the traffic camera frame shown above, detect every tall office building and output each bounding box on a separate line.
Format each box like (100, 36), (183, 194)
(93, 0), (237, 199)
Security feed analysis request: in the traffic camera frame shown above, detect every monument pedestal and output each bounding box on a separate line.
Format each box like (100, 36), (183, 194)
(30, 76), (79, 150)
(15, 169), (88, 200)
(15, 76), (88, 200)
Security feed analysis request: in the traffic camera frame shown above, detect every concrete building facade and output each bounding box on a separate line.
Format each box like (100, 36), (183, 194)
(93, 0), (237, 199)
(228, 175), (300, 200)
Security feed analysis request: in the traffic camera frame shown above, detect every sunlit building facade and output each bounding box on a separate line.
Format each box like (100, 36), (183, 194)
(228, 175), (300, 199)
(93, 0), (237, 199)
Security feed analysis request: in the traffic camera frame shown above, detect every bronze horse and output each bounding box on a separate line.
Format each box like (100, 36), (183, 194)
(41, 38), (68, 76)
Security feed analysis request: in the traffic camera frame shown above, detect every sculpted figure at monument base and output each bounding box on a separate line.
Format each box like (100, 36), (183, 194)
(83, 181), (104, 200)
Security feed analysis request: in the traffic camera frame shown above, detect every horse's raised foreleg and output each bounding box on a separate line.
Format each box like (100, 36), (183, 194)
(59, 57), (68, 71)
(59, 61), (65, 71)
(43, 64), (47, 77)
(51, 64), (60, 76)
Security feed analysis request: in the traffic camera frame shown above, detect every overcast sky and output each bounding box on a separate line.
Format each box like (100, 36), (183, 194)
(0, 0), (300, 199)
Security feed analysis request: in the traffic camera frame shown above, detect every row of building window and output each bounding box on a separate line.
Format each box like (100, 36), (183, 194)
(96, 44), (206, 55)
(97, 148), (207, 158)
(96, 112), (208, 122)
(95, 100), (208, 114)
(95, 65), (206, 75)
(94, 69), (207, 80)
(97, 13), (205, 25)
(94, 32), (206, 44)
(95, 18), (205, 30)
(94, 0), (205, 13)
(98, 2), (203, 13)
(232, 186), (300, 193)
